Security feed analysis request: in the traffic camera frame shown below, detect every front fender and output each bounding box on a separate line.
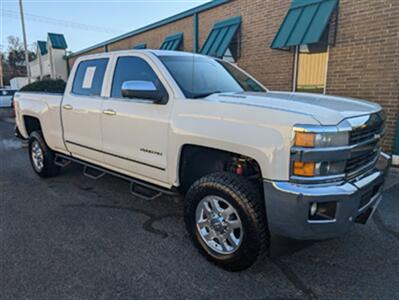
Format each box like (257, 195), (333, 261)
(168, 98), (319, 185)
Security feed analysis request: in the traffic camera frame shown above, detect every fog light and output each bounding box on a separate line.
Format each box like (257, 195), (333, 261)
(310, 202), (318, 216)
(308, 202), (337, 221)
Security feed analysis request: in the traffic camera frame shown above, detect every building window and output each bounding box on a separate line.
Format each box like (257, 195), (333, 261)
(222, 30), (241, 63)
(296, 45), (328, 94)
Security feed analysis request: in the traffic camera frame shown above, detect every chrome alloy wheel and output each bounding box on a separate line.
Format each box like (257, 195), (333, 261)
(31, 141), (44, 172)
(195, 195), (243, 254)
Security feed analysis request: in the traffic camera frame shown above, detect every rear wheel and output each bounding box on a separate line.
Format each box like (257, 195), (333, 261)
(184, 172), (269, 271)
(29, 131), (60, 178)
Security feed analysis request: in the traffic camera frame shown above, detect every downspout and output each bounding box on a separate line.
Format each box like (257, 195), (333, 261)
(292, 46), (299, 92)
(323, 45), (330, 95)
(393, 118), (399, 166)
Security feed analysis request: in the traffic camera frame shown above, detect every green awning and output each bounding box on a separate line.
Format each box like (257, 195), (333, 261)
(37, 41), (48, 55)
(200, 16), (241, 58)
(271, 0), (338, 49)
(48, 33), (68, 49)
(133, 43), (147, 49)
(160, 32), (183, 50)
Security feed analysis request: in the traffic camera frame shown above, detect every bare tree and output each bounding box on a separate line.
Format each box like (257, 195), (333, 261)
(1, 36), (36, 85)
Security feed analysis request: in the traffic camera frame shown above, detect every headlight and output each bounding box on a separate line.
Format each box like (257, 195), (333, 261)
(292, 125), (349, 180)
(294, 131), (349, 148)
(293, 161), (346, 177)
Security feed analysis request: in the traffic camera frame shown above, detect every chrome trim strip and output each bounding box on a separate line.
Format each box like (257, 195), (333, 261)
(380, 152), (391, 161)
(346, 115), (371, 128)
(367, 194), (383, 223)
(271, 180), (356, 197)
(272, 166), (386, 198)
(293, 124), (342, 133)
(307, 218), (337, 224)
(358, 191), (382, 213)
(291, 146), (350, 161)
(290, 174), (345, 184)
(65, 140), (166, 171)
(353, 169), (381, 189)
(293, 111), (384, 135)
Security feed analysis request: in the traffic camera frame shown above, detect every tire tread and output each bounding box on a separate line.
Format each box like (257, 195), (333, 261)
(184, 172), (270, 271)
(29, 131), (60, 178)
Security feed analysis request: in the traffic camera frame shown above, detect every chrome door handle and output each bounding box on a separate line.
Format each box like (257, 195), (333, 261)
(63, 104), (73, 110)
(103, 109), (116, 116)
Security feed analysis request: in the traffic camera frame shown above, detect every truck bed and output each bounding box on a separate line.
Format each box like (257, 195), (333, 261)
(14, 92), (67, 154)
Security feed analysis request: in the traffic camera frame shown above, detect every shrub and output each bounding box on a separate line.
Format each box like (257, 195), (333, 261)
(20, 79), (66, 93)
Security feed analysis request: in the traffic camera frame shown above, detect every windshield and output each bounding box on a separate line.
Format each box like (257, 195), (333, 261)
(158, 55), (266, 98)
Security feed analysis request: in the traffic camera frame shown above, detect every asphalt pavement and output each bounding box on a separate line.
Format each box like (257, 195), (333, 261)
(1, 108), (398, 299)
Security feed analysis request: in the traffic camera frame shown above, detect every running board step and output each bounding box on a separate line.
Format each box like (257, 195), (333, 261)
(130, 182), (162, 201)
(54, 156), (71, 168)
(54, 154), (180, 200)
(83, 165), (106, 180)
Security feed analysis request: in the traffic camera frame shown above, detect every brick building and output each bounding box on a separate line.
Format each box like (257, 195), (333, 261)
(67, 0), (399, 152)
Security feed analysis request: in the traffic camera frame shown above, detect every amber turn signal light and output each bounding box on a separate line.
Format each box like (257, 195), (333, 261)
(295, 132), (315, 148)
(293, 161), (315, 177)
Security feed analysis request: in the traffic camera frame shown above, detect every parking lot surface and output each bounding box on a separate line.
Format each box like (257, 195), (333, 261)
(1, 109), (398, 299)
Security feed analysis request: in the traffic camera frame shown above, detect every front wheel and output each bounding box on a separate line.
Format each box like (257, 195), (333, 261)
(184, 172), (270, 271)
(29, 131), (60, 178)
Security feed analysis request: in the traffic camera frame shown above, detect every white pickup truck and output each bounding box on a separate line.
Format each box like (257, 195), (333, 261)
(14, 50), (390, 271)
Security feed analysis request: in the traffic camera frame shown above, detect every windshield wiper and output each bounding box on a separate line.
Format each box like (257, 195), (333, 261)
(191, 91), (222, 99)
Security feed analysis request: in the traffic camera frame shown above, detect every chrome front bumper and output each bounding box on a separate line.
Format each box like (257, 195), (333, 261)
(264, 152), (390, 240)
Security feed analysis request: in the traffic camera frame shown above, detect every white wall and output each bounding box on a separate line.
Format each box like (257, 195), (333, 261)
(28, 43), (68, 81)
(41, 54), (51, 78)
(29, 60), (41, 79)
(10, 77), (36, 90)
(51, 49), (68, 81)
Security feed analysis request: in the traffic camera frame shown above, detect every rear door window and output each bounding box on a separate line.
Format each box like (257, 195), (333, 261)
(72, 58), (108, 96)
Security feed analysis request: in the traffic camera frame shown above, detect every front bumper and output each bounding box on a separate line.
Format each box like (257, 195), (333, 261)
(264, 152), (390, 240)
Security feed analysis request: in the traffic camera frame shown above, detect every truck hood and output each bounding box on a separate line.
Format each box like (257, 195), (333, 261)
(205, 91), (381, 125)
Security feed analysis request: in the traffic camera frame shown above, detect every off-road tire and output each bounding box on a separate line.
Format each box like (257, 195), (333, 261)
(184, 172), (270, 271)
(29, 131), (60, 178)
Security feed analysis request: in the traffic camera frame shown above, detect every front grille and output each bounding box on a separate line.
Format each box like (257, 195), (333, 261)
(346, 112), (385, 179)
(349, 113), (385, 145)
(346, 150), (379, 178)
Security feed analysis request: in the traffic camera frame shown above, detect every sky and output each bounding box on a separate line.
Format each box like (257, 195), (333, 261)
(1, 0), (210, 53)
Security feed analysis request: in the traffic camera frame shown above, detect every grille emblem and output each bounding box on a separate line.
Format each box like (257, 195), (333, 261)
(374, 133), (381, 139)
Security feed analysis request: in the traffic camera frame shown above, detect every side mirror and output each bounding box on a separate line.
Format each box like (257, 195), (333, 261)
(121, 81), (167, 103)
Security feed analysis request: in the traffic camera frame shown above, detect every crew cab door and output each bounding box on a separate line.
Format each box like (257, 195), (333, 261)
(101, 54), (172, 183)
(61, 58), (109, 163)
